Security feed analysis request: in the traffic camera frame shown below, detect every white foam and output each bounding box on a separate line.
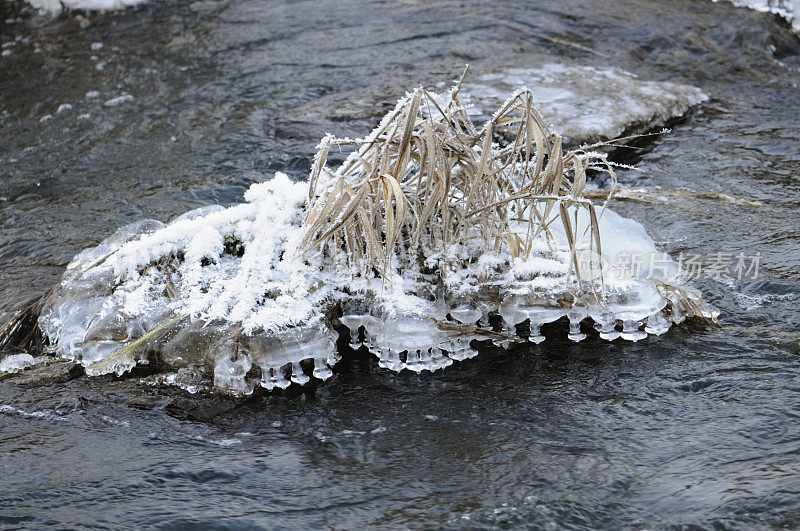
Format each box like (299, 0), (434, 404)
(104, 95), (133, 107)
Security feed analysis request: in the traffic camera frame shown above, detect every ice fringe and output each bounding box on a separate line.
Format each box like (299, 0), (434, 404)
(3, 77), (717, 395)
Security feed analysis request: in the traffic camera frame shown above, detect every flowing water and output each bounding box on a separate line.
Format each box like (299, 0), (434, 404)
(2, 0), (800, 527)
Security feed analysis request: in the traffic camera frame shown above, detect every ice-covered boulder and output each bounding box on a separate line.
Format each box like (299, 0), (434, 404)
(3, 80), (716, 395)
(460, 65), (708, 145)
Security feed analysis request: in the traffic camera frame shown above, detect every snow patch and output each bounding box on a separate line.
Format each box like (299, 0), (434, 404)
(26, 0), (148, 16)
(714, 0), (800, 32)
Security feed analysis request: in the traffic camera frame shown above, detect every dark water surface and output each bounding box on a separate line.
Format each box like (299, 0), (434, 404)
(2, 0), (800, 528)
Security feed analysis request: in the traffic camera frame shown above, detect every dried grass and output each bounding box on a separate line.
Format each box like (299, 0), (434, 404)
(300, 68), (619, 295)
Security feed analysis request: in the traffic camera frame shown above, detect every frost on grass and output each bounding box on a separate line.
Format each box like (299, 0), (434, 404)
(3, 78), (717, 395)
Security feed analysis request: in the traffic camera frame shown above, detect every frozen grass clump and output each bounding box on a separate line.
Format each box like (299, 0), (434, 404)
(1, 73), (717, 394)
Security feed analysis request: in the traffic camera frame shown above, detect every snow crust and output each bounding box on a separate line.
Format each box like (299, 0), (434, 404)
(461, 65), (708, 145)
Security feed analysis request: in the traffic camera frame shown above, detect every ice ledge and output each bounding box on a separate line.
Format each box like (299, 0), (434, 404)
(460, 65), (708, 146)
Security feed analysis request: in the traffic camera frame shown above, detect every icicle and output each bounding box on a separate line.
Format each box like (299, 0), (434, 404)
(620, 320), (647, 341)
(528, 322), (546, 344)
(450, 302), (483, 325)
(339, 314), (365, 347)
(418, 349), (433, 370)
(326, 349), (342, 368)
(596, 320), (620, 341)
(404, 350), (423, 373)
(429, 347), (454, 370)
(290, 361), (310, 385)
(312, 356), (333, 380)
(567, 308), (587, 342)
(645, 312), (670, 335)
(377, 348), (403, 372)
(443, 338), (478, 361)
(499, 303), (526, 335)
(260, 369), (275, 391)
(492, 338), (513, 349)
(362, 327), (376, 350)
(377, 348), (391, 369)
(348, 326), (361, 346)
(263, 366), (290, 390)
(568, 319), (586, 342)
(213, 341), (252, 395)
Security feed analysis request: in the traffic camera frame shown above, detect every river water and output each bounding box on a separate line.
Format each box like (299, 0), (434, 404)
(2, 0), (800, 528)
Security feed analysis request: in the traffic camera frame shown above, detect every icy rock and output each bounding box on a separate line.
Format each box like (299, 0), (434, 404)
(461, 65), (708, 145)
(30, 175), (701, 391)
(3, 361), (81, 387)
(24, 84), (717, 395)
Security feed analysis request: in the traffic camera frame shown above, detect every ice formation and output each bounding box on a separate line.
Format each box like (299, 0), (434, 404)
(0, 353), (38, 374)
(7, 81), (716, 395)
(460, 65), (708, 145)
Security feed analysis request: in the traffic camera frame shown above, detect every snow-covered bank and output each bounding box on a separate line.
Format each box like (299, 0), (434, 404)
(715, 0), (800, 32)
